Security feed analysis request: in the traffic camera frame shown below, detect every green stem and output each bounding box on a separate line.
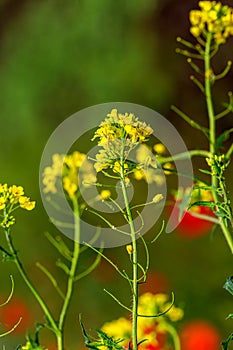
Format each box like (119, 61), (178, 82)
(120, 161), (138, 350)
(226, 143), (233, 160)
(57, 198), (80, 350)
(165, 323), (181, 350)
(4, 229), (59, 336)
(159, 150), (210, 164)
(204, 33), (233, 253)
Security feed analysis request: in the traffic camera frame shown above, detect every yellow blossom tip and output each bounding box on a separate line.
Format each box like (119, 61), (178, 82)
(187, 58), (192, 63)
(153, 143), (166, 155)
(176, 36), (181, 42)
(152, 194), (164, 203)
(126, 244), (133, 254)
(100, 190), (111, 200)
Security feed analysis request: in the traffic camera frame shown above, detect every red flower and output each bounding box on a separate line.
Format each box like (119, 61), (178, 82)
(167, 191), (216, 238)
(169, 201), (216, 238)
(180, 320), (221, 350)
(0, 296), (32, 334)
(139, 271), (169, 295)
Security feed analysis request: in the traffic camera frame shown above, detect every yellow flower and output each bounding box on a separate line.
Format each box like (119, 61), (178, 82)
(0, 184), (35, 228)
(0, 183), (8, 193)
(163, 162), (174, 175)
(19, 196), (36, 211)
(43, 151), (96, 201)
(164, 304), (184, 322)
(152, 194), (164, 203)
(92, 110), (154, 176)
(0, 198), (6, 210)
(189, 1), (233, 44)
(153, 143), (166, 155)
(199, 1), (213, 12)
(65, 151), (85, 168)
(112, 161), (128, 175)
(10, 185), (24, 197)
(93, 110), (153, 146)
(192, 181), (213, 202)
(134, 169), (144, 180)
(42, 154), (65, 194)
(190, 26), (202, 37)
(101, 317), (131, 340)
(190, 10), (202, 25)
(126, 244), (133, 254)
(100, 190), (111, 200)
(63, 177), (78, 199)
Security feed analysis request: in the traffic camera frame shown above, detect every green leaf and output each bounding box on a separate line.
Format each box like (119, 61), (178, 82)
(199, 168), (213, 175)
(193, 184), (213, 191)
(216, 128), (233, 152)
(178, 188), (192, 222)
(188, 200), (214, 209)
(45, 232), (72, 261)
(222, 333), (233, 350)
(79, 316), (97, 349)
(79, 316), (126, 350)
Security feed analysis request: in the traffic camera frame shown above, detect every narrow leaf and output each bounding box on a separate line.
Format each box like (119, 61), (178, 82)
(36, 262), (65, 299)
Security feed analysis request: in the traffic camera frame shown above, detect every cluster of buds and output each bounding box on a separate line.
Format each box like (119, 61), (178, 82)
(0, 184), (35, 228)
(92, 109), (153, 176)
(42, 151), (96, 200)
(190, 1), (233, 44)
(206, 154), (230, 175)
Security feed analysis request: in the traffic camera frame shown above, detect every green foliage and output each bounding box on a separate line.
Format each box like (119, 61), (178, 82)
(80, 317), (126, 350)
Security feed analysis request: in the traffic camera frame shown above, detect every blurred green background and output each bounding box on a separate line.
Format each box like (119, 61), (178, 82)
(0, 0), (233, 349)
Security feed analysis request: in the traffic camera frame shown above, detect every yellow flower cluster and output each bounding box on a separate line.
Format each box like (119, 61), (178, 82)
(133, 144), (172, 185)
(101, 317), (131, 340)
(92, 109), (153, 176)
(190, 1), (233, 44)
(101, 292), (183, 349)
(92, 109), (153, 146)
(94, 148), (130, 176)
(43, 151), (96, 200)
(0, 184), (35, 228)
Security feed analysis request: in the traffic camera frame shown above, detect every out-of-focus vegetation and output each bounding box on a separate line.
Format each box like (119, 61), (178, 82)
(0, 1), (232, 349)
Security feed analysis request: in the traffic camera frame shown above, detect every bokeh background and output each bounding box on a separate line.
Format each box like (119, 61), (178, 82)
(0, 0), (233, 349)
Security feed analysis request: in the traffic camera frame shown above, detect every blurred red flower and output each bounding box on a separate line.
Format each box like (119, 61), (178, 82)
(174, 203), (215, 238)
(180, 320), (221, 350)
(0, 296), (32, 334)
(139, 271), (169, 295)
(167, 200), (216, 238)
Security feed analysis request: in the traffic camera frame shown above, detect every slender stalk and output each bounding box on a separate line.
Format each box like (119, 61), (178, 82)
(120, 160), (138, 350)
(166, 323), (181, 350)
(57, 197), (80, 350)
(204, 33), (233, 253)
(158, 149), (210, 164)
(226, 143), (233, 160)
(4, 229), (60, 336)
